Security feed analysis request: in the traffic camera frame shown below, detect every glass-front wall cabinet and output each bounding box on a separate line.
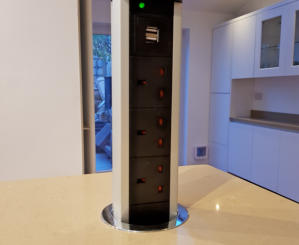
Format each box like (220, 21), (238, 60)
(285, 1), (299, 75)
(293, 11), (299, 66)
(260, 16), (282, 69)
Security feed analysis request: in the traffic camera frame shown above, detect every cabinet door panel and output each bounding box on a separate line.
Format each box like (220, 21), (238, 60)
(228, 123), (253, 181)
(278, 132), (299, 202)
(254, 6), (288, 77)
(285, 2), (299, 76)
(232, 16), (256, 79)
(209, 142), (228, 172)
(252, 127), (280, 191)
(209, 94), (230, 145)
(211, 25), (233, 93)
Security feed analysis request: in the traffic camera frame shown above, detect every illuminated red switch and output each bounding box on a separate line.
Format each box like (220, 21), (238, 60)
(158, 185), (163, 193)
(157, 117), (164, 127)
(157, 138), (164, 147)
(137, 130), (147, 136)
(157, 165), (163, 173)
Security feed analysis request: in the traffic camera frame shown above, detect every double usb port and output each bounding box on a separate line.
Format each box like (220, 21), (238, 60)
(145, 26), (160, 43)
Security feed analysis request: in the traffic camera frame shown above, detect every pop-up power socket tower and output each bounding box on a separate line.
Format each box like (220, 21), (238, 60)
(102, 0), (188, 231)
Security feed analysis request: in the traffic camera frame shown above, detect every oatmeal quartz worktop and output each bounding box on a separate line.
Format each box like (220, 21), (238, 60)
(0, 165), (299, 245)
(230, 110), (299, 133)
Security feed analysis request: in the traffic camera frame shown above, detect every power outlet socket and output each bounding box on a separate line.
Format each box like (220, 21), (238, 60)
(194, 146), (208, 160)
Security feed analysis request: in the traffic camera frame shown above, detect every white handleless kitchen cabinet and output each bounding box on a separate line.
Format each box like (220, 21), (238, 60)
(228, 122), (253, 180)
(252, 127), (280, 191)
(209, 143), (228, 172)
(209, 94), (231, 145)
(254, 6), (288, 77)
(285, 1), (299, 76)
(278, 132), (299, 202)
(211, 25), (233, 93)
(232, 16), (256, 79)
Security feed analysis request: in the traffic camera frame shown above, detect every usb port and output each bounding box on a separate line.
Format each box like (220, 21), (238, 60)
(145, 26), (160, 43)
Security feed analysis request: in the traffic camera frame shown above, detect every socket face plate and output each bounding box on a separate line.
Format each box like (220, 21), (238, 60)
(129, 0), (174, 226)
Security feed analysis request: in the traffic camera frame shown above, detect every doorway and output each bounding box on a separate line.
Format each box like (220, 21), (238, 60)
(93, 32), (112, 172)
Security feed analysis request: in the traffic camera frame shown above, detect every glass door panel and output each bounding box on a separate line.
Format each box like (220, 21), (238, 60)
(260, 16), (282, 69)
(293, 11), (299, 65)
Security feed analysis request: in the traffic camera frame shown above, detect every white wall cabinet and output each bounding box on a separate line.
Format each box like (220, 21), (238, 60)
(232, 16), (256, 79)
(285, 1), (299, 76)
(231, 0), (299, 78)
(211, 25), (233, 93)
(278, 132), (299, 201)
(228, 123), (253, 181)
(254, 6), (288, 77)
(252, 127), (280, 191)
(211, 1), (299, 203)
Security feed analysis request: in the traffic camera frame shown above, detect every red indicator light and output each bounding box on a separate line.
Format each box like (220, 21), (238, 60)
(158, 117), (164, 127)
(159, 89), (165, 99)
(160, 68), (165, 76)
(158, 138), (164, 147)
(157, 165), (163, 173)
(158, 185), (163, 193)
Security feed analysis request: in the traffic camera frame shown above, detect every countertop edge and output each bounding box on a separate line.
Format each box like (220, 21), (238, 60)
(230, 117), (299, 133)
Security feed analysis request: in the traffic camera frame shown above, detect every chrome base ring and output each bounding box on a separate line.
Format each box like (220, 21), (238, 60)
(101, 204), (189, 232)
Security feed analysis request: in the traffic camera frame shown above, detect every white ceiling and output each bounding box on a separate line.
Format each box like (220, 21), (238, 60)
(182, 0), (250, 14)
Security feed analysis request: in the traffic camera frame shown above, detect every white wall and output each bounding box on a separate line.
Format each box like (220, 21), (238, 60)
(253, 77), (299, 114)
(0, 0), (83, 181)
(182, 9), (233, 164)
(92, 0), (110, 24)
(237, 0), (281, 16)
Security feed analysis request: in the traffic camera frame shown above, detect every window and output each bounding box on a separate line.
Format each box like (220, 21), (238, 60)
(93, 34), (112, 172)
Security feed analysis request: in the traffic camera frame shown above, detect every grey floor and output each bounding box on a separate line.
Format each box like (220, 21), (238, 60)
(96, 153), (112, 172)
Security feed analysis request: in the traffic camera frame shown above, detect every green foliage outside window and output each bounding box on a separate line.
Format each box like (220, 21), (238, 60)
(93, 35), (111, 62)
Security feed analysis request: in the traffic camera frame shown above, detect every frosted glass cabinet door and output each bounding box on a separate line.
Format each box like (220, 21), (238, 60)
(285, 1), (299, 76)
(254, 6), (288, 77)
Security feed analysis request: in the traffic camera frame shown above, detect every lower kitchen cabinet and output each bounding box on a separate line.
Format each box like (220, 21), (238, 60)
(252, 127), (280, 191)
(228, 122), (253, 181)
(209, 143), (228, 172)
(228, 122), (299, 202)
(278, 132), (299, 202)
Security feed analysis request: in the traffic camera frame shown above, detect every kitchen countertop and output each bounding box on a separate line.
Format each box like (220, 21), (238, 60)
(1, 165), (299, 245)
(230, 116), (299, 132)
